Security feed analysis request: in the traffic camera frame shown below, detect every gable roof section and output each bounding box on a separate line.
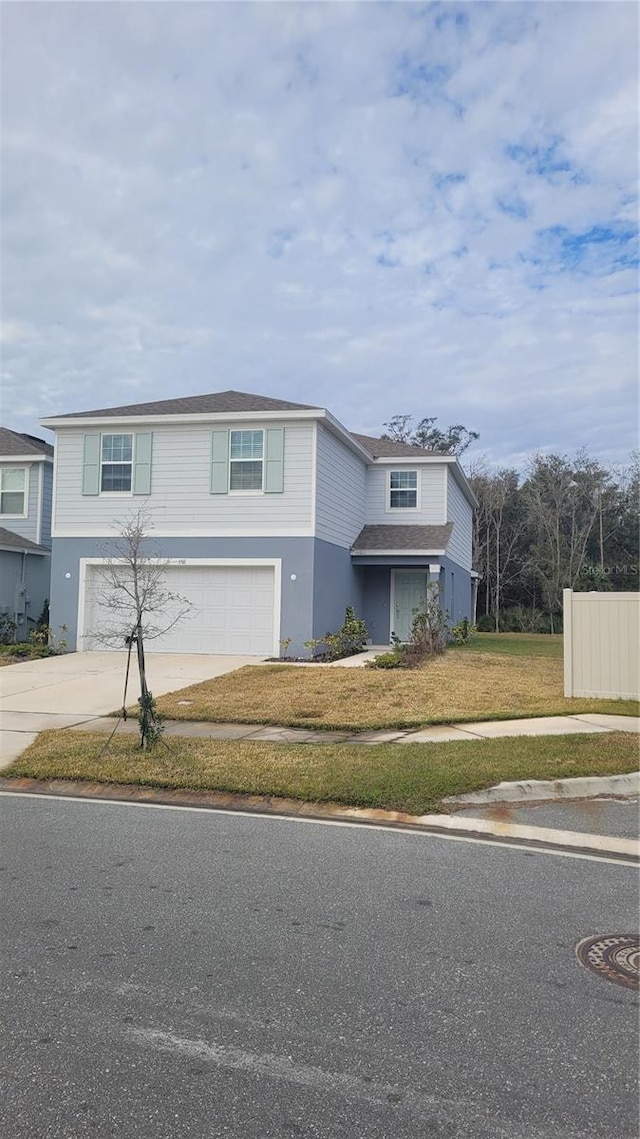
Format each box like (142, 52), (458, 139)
(50, 390), (320, 420)
(351, 523), (453, 553)
(351, 432), (441, 459)
(0, 526), (50, 554)
(0, 427), (53, 458)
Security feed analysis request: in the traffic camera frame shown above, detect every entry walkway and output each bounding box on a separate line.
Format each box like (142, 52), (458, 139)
(67, 711), (639, 745)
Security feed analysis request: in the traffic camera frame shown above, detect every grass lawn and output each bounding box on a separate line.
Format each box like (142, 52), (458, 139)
(451, 632), (563, 658)
(155, 637), (639, 731)
(4, 730), (638, 817)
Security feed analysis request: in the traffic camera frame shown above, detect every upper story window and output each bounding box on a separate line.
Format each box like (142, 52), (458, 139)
(389, 470), (418, 509)
(101, 434), (133, 492)
(230, 430), (263, 491)
(0, 466), (27, 515)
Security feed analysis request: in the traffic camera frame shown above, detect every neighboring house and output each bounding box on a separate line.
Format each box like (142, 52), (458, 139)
(0, 427), (54, 641)
(40, 391), (477, 656)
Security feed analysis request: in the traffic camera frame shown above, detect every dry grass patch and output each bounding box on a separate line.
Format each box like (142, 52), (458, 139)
(156, 652), (639, 731)
(4, 730), (638, 816)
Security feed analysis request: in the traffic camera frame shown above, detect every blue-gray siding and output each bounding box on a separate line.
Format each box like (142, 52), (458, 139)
(0, 548), (50, 638)
(51, 536), (317, 656)
(441, 556), (472, 625)
(360, 558), (472, 644)
(312, 540), (363, 640)
(360, 567), (393, 645)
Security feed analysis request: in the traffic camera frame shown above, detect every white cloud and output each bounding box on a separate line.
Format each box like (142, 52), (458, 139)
(1, 1), (637, 466)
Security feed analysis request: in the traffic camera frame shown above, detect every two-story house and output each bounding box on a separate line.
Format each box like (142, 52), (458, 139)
(0, 427), (54, 640)
(40, 391), (476, 656)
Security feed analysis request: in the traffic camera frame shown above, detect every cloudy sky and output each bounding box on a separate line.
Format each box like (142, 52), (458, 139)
(1, 1), (638, 468)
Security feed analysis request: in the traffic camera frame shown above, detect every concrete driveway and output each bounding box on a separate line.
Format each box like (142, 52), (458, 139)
(0, 651), (261, 767)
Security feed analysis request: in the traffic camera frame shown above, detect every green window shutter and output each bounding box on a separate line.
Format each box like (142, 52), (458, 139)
(210, 430), (229, 494)
(133, 432), (153, 495)
(264, 428), (284, 493)
(82, 434), (100, 496)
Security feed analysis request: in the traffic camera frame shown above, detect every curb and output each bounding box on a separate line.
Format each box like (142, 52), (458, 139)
(1, 777), (637, 864)
(443, 771), (640, 807)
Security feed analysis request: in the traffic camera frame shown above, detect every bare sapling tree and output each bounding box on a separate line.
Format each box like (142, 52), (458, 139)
(90, 507), (195, 749)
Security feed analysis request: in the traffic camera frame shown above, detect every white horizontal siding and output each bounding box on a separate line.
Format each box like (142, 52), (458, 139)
(315, 425), (367, 548)
(53, 422), (313, 536)
(446, 470), (473, 570)
(365, 465), (446, 525)
(0, 462), (39, 544)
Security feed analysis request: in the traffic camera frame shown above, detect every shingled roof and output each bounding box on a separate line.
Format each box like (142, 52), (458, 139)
(351, 433), (441, 459)
(0, 427), (53, 458)
(53, 390), (320, 419)
(0, 526), (50, 554)
(351, 523), (453, 552)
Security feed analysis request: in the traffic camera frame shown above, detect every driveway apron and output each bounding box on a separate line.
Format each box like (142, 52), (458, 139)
(0, 652), (261, 766)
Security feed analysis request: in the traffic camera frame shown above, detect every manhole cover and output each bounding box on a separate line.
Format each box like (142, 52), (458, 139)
(575, 934), (640, 992)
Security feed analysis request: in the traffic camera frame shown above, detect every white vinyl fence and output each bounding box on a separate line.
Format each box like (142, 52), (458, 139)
(563, 589), (640, 699)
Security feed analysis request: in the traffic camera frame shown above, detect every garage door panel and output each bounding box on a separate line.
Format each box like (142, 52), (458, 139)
(83, 563), (277, 655)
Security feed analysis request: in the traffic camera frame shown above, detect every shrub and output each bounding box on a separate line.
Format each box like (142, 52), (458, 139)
(450, 617), (476, 645)
(476, 614), (495, 632)
(303, 637), (330, 657)
(365, 651), (405, 670)
(500, 606), (546, 633)
(403, 584), (449, 669)
(476, 609), (561, 634)
(329, 605), (368, 659)
(306, 606), (369, 661)
(0, 615), (17, 645)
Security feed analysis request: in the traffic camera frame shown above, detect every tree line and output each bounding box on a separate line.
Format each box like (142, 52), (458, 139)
(382, 415), (639, 632)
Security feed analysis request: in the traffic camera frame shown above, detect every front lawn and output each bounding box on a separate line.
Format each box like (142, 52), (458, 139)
(4, 730), (638, 817)
(155, 646), (639, 731)
(451, 632), (563, 658)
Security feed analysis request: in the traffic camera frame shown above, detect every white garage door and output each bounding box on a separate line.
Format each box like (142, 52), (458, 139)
(82, 562), (277, 655)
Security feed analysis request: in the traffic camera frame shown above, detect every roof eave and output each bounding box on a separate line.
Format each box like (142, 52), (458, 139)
(39, 407), (325, 429)
(371, 454), (456, 465)
(40, 405), (376, 464)
(0, 542), (49, 555)
(0, 452), (50, 462)
(351, 548), (446, 557)
(320, 412), (377, 462)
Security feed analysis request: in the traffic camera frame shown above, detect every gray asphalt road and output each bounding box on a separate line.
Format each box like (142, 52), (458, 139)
(1, 794), (638, 1139)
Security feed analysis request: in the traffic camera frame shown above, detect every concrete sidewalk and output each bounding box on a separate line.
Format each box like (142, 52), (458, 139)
(62, 710), (640, 747)
(2, 708), (637, 853)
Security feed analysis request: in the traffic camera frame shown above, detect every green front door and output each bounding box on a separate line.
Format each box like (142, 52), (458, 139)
(393, 572), (428, 642)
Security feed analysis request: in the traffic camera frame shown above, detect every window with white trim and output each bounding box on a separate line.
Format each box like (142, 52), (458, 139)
(230, 430), (263, 491)
(389, 470), (418, 509)
(0, 466), (26, 515)
(101, 434), (133, 492)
